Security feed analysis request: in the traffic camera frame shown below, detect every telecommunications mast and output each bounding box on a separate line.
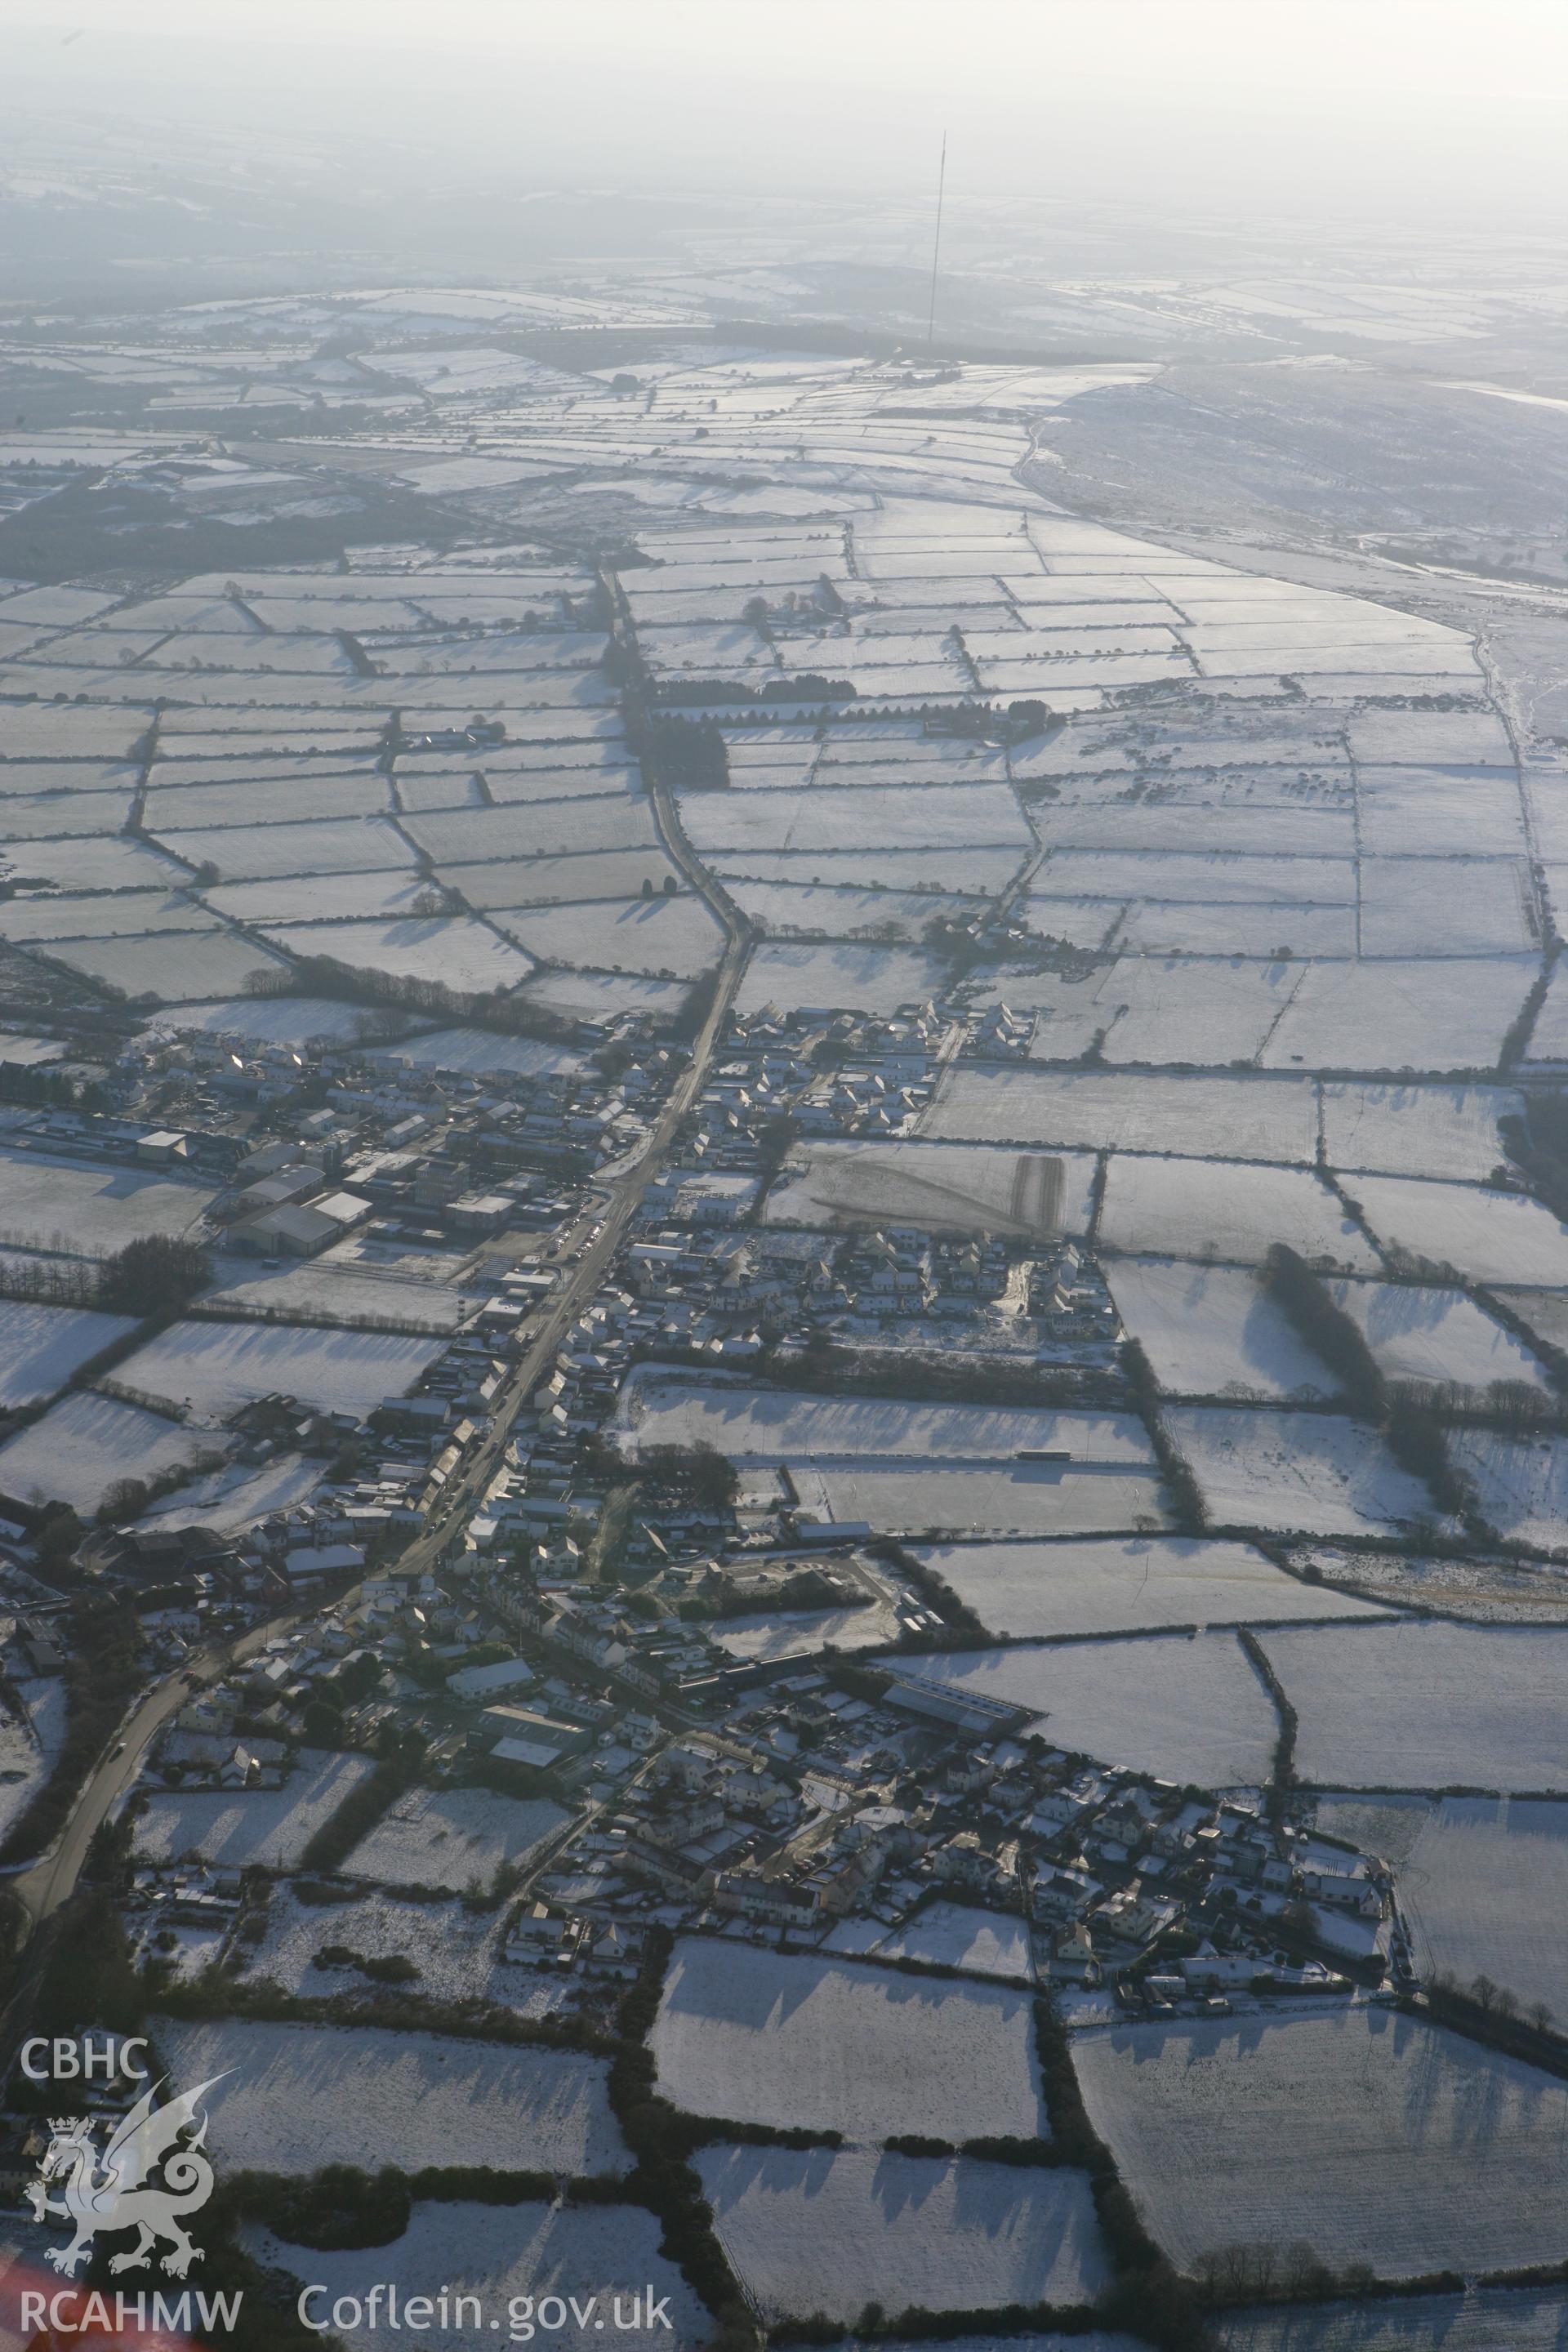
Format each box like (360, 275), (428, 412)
(926, 129), (947, 349)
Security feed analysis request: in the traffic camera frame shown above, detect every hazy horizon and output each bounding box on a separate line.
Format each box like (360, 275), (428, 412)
(4, 0), (1568, 248)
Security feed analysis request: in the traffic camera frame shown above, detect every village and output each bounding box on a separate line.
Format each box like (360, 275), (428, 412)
(2, 240), (1568, 2344)
(102, 1542), (1377, 2034)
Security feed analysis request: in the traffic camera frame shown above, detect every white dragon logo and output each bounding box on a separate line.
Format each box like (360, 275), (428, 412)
(25, 2074), (229, 2278)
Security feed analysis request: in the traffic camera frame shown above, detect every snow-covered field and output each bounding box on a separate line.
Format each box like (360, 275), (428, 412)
(1315, 1793), (1568, 2025)
(155, 2017), (628, 2176)
(710, 1598), (904, 1663)
(0, 1691), (50, 1844)
(764, 1141), (1097, 1241)
(1493, 1287), (1568, 1360)
(4, 834), (179, 893)
(205, 870), (434, 925)
(132, 1749), (375, 1869)
(734, 941), (951, 1019)
(807, 1461), (1169, 1539)
(1327, 1279), (1549, 1396)
(1259, 960), (1534, 1074)
(1349, 1177), (1568, 1288)
(1448, 1428), (1568, 1550)
(886, 1634), (1279, 1787)
(363, 1026), (586, 1085)
(1041, 954), (1317, 1065)
(613, 1373), (1167, 1537)
(614, 1370), (1154, 1469)
(1522, 959), (1568, 1062)
(0, 1300), (136, 1404)
(204, 1255), (473, 1332)
(1073, 2007), (1568, 2278)
(243, 1885), (572, 2019)
(0, 1146), (214, 1254)
(1030, 848), (1355, 915)
(243, 2201), (711, 2351)
(459, 848), (680, 906)
(1163, 1407), (1436, 1539)
(521, 968), (692, 1022)
(922, 1069), (1319, 1163)
(493, 893), (724, 978)
(680, 783), (1030, 857)
(1104, 1262), (1337, 1401)
(726, 879), (988, 942)
(407, 800), (657, 866)
(0, 1390), (230, 1514)
(145, 994), (389, 1049)
(709, 844), (1022, 895)
(0, 891), (213, 944)
(1359, 857), (1535, 957)
(146, 773), (388, 830)
(19, 1677), (66, 1770)
(157, 817), (414, 885)
(697, 2144), (1108, 2324)
(341, 1786), (569, 1890)
(1218, 2287), (1568, 2351)
(43, 929), (291, 1003)
(915, 1535), (1388, 1640)
(1260, 1620), (1568, 1791)
(650, 1937), (1046, 2143)
(1321, 1083), (1522, 1184)
(1098, 1157), (1379, 1272)
(1355, 755), (1523, 833)
(117, 1317), (443, 1420)
(0, 789), (132, 840)
(264, 915), (535, 995)
(139, 1450), (324, 1535)
(868, 1902), (1034, 1980)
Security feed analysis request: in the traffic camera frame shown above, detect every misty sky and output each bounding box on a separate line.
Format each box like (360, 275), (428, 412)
(3, 0), (1567, 230)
